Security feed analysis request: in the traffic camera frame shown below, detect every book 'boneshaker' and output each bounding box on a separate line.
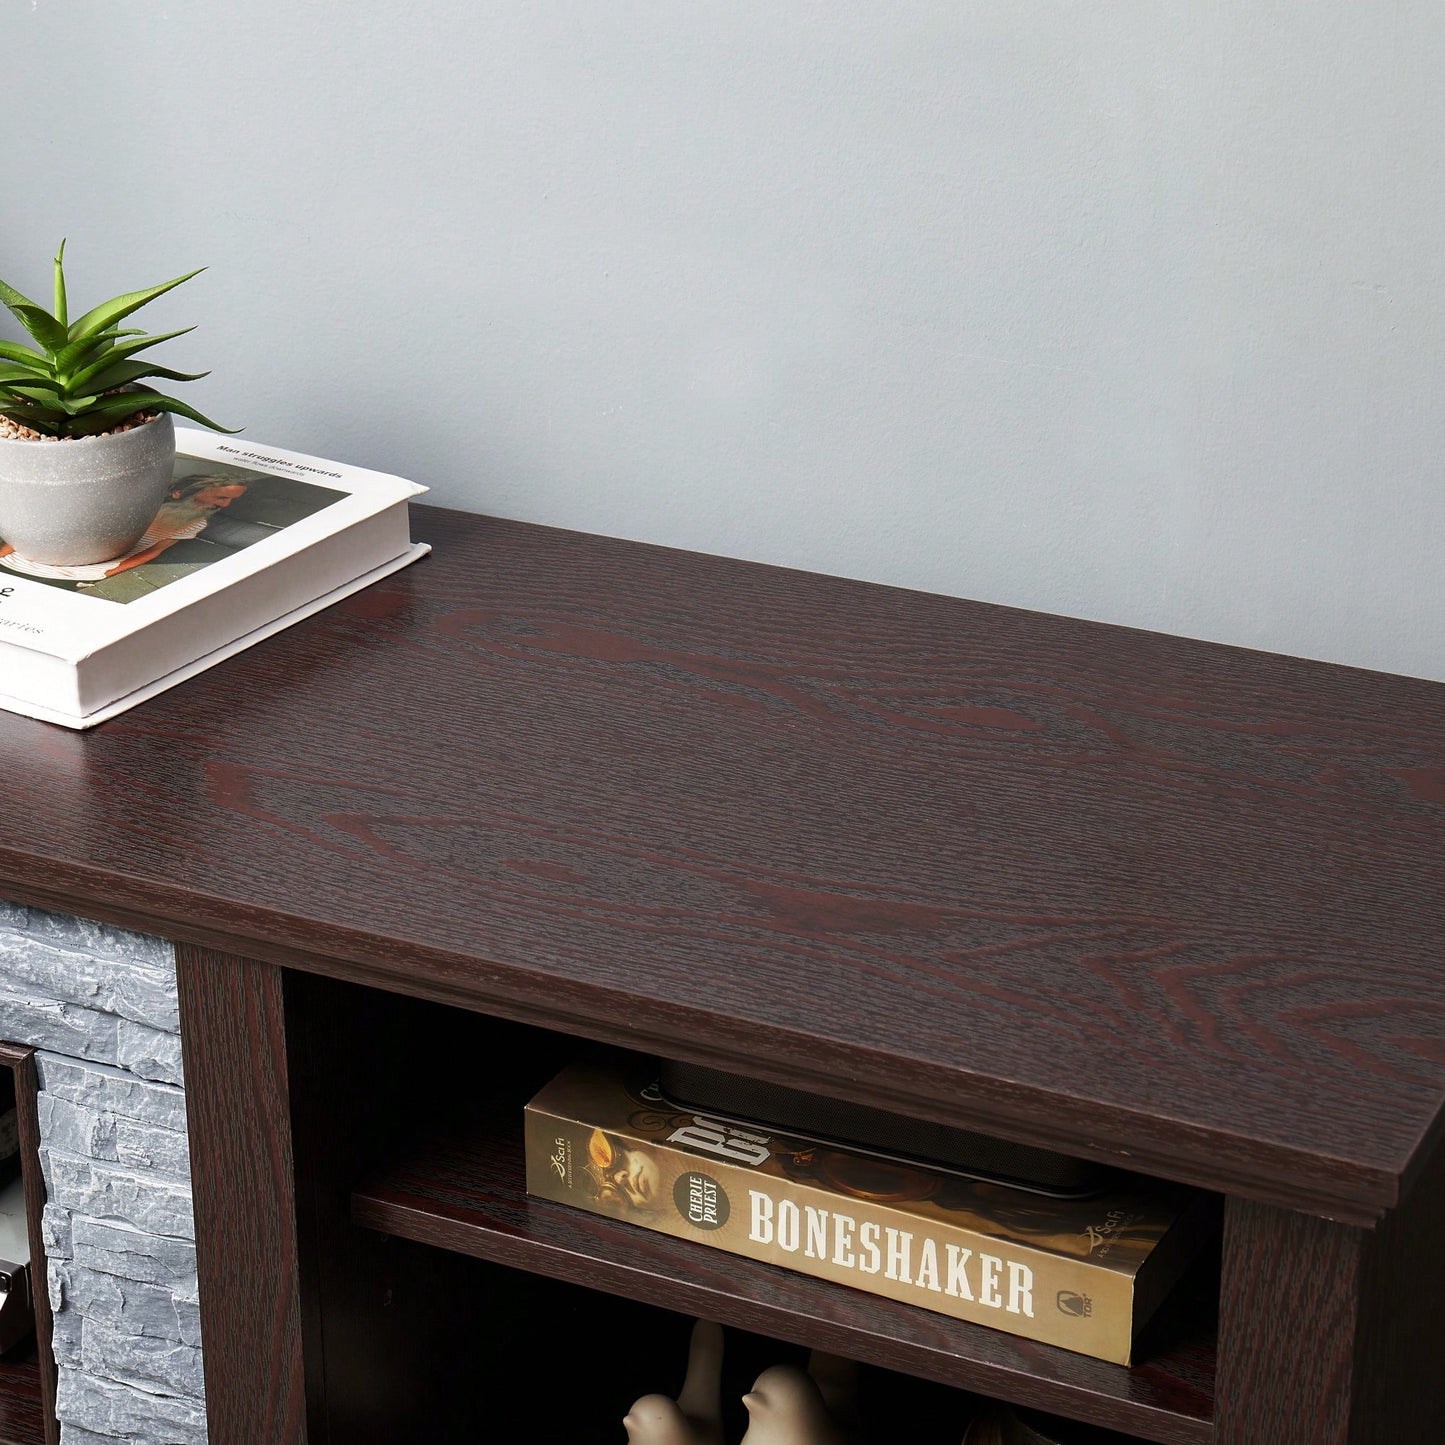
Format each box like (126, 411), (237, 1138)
(524, 1053), (1212, 1366)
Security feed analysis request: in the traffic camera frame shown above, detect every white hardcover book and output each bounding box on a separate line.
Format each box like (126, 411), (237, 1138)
(0, 430), (429, 728)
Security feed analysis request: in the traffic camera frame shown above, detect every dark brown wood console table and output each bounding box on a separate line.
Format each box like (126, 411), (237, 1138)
(0, 507), (1441, 1443)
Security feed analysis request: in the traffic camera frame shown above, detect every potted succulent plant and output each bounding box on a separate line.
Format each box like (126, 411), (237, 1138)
(0, 242), (237, 566)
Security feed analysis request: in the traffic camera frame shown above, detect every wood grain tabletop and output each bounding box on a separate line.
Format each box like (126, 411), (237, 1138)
(0, 506), (1440, 1224)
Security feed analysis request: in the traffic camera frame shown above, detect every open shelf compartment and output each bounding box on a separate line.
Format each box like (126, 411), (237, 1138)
(352, 1104), (1215, 1445)
(291, 973), (1217, 1445)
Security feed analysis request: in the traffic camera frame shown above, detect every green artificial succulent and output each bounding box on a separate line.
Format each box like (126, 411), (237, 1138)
(0, 241), (237, 438)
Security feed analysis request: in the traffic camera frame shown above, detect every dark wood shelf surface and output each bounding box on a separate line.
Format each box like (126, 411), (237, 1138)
(0, 1344), (46, 1445)
(0, 508), (1442, 1222)
(351, 1108), (1215, 1445)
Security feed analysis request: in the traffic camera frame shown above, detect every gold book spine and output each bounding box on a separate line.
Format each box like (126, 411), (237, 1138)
(525, 1100), (1141, 1365)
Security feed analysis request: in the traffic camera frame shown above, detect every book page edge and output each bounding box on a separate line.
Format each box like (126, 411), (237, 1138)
(0, 544), (430, 730)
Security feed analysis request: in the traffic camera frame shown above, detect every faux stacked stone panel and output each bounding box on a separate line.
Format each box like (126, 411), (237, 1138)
(0, 900), (205, 1445)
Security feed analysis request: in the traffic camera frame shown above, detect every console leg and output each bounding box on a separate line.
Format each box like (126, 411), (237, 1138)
(177, 945), (308, 1445)
(1217, 1136), (1445, 1445)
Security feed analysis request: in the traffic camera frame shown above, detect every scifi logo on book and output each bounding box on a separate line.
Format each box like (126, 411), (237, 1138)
(1057, 1290), (1093, 1318)
(1083, 1207), (1136, 1258)
(549, 1136), (571, 1187)
(674, 1171), (730, 1231)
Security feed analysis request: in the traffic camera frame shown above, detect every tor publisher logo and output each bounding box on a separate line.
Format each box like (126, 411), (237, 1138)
(1057, 1290), (1093, 1318)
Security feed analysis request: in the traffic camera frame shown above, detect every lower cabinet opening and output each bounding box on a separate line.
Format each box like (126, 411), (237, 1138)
(287, 974), (1216, 1445)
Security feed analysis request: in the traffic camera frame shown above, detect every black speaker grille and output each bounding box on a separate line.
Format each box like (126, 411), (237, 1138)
(657, 1061), (1105, 1198)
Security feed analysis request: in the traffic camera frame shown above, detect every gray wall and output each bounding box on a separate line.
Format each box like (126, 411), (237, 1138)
(7, 2), (1443, 681)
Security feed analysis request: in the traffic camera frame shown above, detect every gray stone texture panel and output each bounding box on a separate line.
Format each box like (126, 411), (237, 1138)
(52, 1263), (203, 1349)
(43, 1202), (74, 1261)
(115, 1020), (185, 1087)
(39, 1095), (192, 1181)
(68, 1219), (199, 1299)
(60, 1427), (145, 1445)
(0, 985), (120, 1067)
(0, 932), (177, 1033)
(56, 1371), (207, 1445)
(42, 1153), (197, 1243)
(82, 1319), (205, 1401)
(2, 901), (206, 1441)
(38, 1056), (187, 1133)
(4, 908), (173, 973)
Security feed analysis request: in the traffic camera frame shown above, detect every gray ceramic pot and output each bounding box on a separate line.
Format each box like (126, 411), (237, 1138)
(0, 412), (176, 565)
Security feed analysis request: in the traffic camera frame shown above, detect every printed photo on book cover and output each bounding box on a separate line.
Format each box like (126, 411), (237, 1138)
(0, 455), (345, 604)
